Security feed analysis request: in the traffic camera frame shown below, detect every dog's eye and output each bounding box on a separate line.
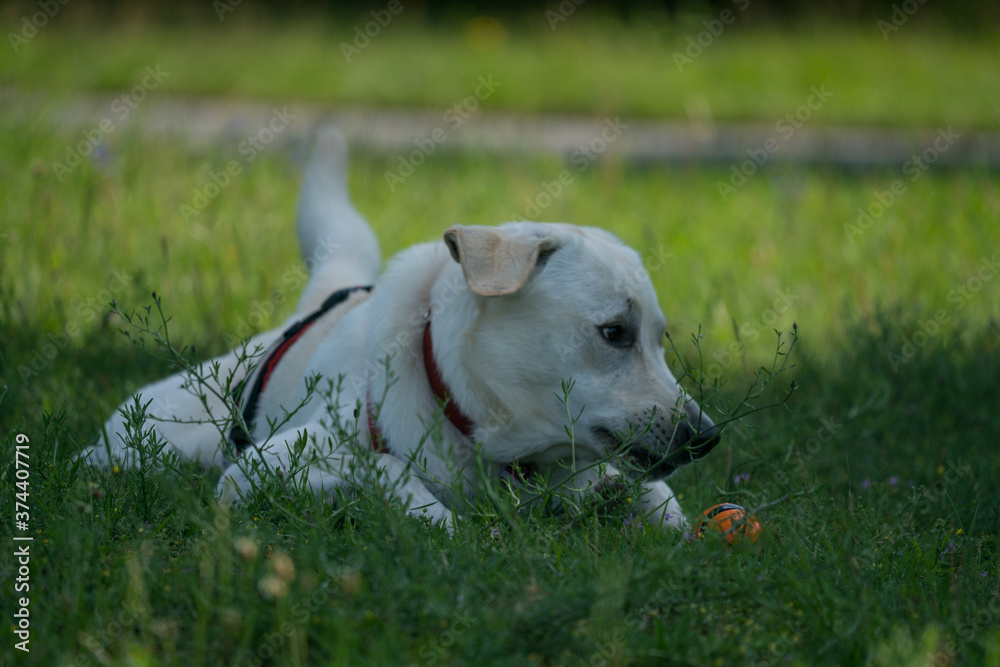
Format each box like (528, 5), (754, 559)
(600, 324), (633, 347)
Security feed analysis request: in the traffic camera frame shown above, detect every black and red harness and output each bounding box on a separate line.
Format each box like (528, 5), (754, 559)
(228, 285), (476, 458)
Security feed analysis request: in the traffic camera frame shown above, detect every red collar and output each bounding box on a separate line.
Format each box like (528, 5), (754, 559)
(421, 317), (477, 438)
(367, 315), (476, 452)
(366, 313), (531, 484)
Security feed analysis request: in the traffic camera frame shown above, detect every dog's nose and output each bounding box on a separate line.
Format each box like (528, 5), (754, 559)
(688, 423), (721, 459)
(621, 415), (722, 479)
(675, 420), (721, 461)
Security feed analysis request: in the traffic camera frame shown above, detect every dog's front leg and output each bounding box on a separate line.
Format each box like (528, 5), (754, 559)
(216, 425), (455, 533)
(367, 454), (456, 533)
(216, 423), (367, 508)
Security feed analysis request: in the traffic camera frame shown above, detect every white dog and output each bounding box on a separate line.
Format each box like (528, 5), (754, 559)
(84, 129), (720, 531)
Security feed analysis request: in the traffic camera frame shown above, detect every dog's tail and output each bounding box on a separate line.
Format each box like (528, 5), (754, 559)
(294, 127), (381, 314)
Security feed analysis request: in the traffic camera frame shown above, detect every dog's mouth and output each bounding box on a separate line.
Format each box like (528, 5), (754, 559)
(592, 421), (721, 479)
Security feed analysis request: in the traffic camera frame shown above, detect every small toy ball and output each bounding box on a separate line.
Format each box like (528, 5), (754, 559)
(694, 503), (762, 545)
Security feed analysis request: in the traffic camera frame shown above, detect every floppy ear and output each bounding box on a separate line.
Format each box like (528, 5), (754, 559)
(443, 224), (557, 297)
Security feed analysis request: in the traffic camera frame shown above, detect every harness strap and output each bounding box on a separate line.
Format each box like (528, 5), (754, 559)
(229, 285), (372, 457)
(366, 384), (387, 453)
(233, 287), (533, 484)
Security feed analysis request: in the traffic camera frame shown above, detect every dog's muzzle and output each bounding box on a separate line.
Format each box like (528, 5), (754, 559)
(594, 414), (722, 479)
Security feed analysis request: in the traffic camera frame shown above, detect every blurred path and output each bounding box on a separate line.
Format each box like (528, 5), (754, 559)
(7, 89), (1000, 168)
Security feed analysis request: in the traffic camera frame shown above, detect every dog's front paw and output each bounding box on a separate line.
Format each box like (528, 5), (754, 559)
(660, 509), (690, 532)
(411, 505), (456, 535)
(79, 439), (137, 469)
(640, 480), (689, 532)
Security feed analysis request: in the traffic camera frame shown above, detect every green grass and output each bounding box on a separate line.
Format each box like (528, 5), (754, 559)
(2, 13), (1000, 128)
(2, 95), (1000, 663)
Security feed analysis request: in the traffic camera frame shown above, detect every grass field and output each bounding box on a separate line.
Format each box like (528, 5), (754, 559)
(2, 12), (1000, 667)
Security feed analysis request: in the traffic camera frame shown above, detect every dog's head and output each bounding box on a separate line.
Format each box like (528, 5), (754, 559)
(435, 222), (720, 480)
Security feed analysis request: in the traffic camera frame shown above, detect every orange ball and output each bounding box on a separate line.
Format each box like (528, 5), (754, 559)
(694, 503), (762, 545)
